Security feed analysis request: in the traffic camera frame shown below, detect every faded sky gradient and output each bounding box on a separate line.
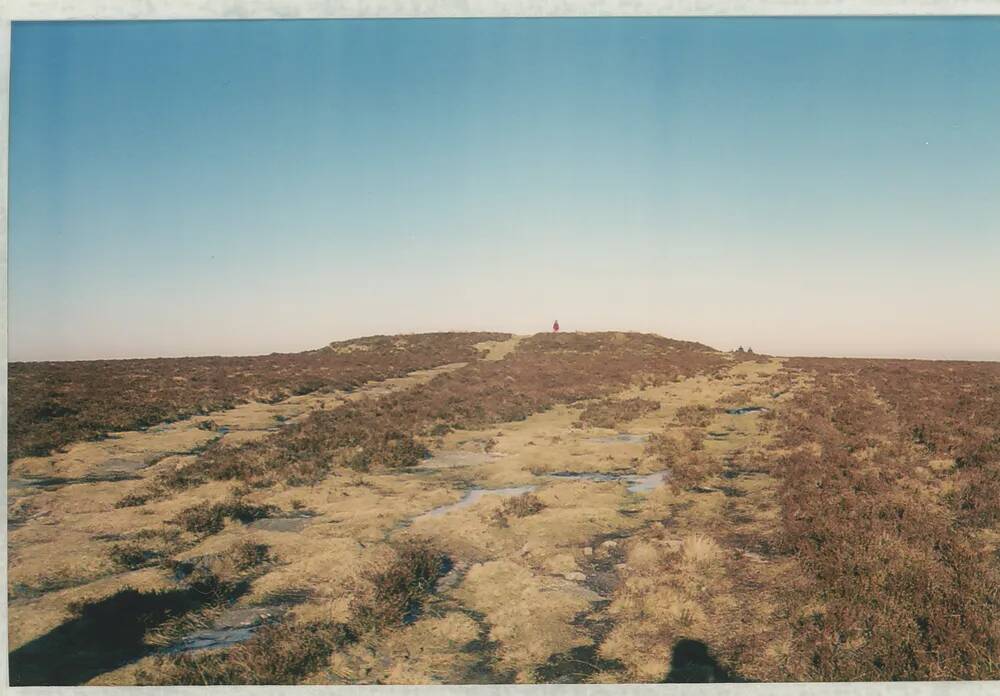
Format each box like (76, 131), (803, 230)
(9, 18), (1000, 361)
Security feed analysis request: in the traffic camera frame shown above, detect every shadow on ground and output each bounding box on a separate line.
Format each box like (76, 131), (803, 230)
(9, 579), (249, 686)
(663, 638), (744, 683)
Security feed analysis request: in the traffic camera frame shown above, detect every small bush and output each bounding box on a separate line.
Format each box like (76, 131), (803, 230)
(492, 493), (546, 526)
(114, 491), (156, 509)
(108, 541), (164, 570)
(576, 397), (660, 429)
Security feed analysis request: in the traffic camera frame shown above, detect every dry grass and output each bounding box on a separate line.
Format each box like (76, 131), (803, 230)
(600, 531), (732, 681)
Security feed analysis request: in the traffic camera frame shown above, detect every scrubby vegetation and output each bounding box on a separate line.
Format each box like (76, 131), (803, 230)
(13, 331), (999, 686)
(674, 405), (716, 428)
(644, 434), (718, 491)
(8, 332), (508, 459)
(575, 397), (660, 429)
(775, 363), (1000, 680)
(145, 332), (725, 491)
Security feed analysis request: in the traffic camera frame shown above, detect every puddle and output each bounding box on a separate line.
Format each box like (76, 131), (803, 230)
(626, 470), (669, 493)
(585, 433), (649, 444)
(247, 516), (312, 532)
(8, 472), (142, 491)
(419, 486), (537, 518)
(163, 604), (289, 655)
(725, 406), (768, 415)
(544, 470), (669, 493)
(165, 626), (256, 654)
(89, 456), (160, 476)
(546, 471), (624, 483)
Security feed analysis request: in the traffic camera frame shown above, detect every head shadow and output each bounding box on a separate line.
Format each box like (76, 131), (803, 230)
(663, 638), (742, 683)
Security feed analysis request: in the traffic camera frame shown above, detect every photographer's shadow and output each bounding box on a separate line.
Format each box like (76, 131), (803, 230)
(664, 638), (745, 683)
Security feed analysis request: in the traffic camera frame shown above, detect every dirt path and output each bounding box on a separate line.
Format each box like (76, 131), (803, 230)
(474, 335), (526, 362)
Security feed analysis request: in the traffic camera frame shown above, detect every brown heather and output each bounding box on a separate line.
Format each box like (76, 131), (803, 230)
(8, 332), (509, 459)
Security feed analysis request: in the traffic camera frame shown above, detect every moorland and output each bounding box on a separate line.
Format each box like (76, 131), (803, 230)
(7, 331), (999, 685)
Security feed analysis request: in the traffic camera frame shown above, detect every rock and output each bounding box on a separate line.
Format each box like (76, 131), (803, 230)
(583, 547), (594, 556)
(563, 571), (587, 582)
(601, 540), (619, 549)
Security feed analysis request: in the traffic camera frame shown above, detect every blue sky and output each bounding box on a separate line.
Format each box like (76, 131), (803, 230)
(9, 17), (1000, 361)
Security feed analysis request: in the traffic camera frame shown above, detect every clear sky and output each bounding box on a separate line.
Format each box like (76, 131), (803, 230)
(9, 17), (1000, 362)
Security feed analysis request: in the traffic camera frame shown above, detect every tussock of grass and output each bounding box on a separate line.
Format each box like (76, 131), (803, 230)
(142, 620), (355, 685)
(171, 498), (277, 537)
(349, 539), (448, 635)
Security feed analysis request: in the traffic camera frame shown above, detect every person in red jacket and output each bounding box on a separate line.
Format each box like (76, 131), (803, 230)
(553, 320), (560, 332)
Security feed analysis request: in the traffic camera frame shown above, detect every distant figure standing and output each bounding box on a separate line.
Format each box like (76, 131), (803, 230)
(553, 320), (560, 333)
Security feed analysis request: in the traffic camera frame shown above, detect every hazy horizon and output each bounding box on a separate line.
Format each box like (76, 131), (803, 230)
(10, 18), (1000, 362)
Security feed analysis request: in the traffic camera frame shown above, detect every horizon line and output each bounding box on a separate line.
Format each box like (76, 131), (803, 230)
(9, 329), (999, 364)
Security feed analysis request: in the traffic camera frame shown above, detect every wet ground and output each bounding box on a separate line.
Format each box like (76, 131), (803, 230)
(7, 348), (799, 685)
